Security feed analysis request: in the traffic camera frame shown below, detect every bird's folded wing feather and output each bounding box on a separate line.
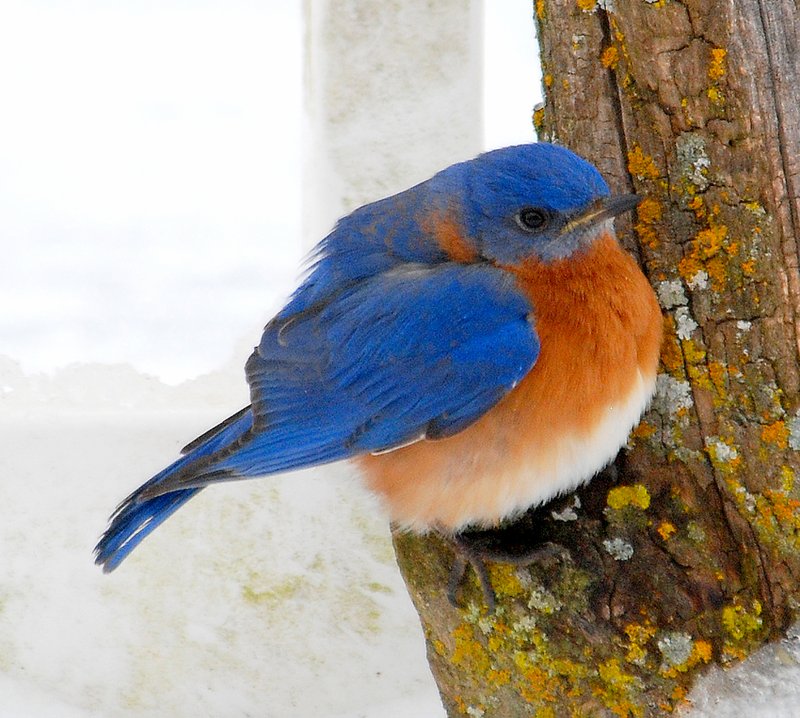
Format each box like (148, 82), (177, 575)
(149, 262), (540, 492)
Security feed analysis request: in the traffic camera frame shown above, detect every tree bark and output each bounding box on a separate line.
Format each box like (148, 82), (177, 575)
(393, 1), (800, 715)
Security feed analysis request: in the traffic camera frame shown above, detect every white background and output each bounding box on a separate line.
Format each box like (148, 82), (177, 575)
(1, 0), (539, 383)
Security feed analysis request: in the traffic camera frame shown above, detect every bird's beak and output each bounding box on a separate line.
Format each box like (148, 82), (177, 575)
(560, 194), (641, 236)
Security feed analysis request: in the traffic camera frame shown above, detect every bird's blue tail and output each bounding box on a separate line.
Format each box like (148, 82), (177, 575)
(94, 407), (253, 572)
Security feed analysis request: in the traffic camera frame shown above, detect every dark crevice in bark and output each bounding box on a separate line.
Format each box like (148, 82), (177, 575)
(755, 0), (800, 236)
(754, 0), (800, 368)
(597, 8), (643, 271)
(597, 9), (631, 190)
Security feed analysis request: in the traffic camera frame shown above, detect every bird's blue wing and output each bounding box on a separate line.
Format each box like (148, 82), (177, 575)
(108, 262), (540, 492)
(94, 262), (538, 571)
(204, 262), (540, 479)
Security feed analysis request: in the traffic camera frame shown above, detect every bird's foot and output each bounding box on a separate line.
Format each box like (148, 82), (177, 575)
(445, 529), (568, 613)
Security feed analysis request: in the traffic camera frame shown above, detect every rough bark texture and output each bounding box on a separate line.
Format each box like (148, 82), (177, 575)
(393, 1), (800, 715)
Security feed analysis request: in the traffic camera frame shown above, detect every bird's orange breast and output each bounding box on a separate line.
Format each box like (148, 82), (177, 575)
(357, 233), (662, 532)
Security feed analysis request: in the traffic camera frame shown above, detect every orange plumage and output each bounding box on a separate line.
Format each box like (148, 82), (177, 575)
(357, 232), (662, 531)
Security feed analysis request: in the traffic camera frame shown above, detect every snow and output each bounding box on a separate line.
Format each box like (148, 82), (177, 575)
(686, 625), (800, 717)
(0, 359), (446, 717)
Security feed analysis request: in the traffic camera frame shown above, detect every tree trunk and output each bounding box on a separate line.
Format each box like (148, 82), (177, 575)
(392, 1), (800, 715)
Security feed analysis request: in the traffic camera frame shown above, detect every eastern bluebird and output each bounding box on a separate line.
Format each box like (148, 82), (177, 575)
(95, 143), (662, 608)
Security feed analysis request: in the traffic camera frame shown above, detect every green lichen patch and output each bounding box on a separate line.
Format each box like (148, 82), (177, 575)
(241, 574), (305, 605)
(607, 485), (652, 511)
(721, 599), (764, 661)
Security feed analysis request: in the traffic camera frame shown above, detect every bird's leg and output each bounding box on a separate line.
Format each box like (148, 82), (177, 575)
(445, 527), (569, 613)
(447, 533), (498, 612)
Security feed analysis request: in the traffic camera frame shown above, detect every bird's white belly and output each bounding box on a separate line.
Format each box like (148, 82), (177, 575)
(469, 368), (656, 528)
(378, 368), (657, 532)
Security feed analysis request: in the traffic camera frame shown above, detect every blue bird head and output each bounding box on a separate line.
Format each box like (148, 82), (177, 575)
(281, 143), (638, 318)
(434, 143), (637, 265)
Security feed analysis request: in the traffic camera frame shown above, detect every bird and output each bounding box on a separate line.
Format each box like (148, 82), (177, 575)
(95, 142), (663, 609)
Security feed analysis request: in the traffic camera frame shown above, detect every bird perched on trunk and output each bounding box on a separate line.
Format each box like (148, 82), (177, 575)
(95, 143), (662, 608)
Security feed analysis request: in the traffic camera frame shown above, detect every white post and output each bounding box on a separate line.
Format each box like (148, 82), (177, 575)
(302, 0), (484, 248)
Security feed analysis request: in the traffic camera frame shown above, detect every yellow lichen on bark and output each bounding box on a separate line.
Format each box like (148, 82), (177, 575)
(607, 485), (652, 510)
(627, 145), (660, 181)
(601, 45), (620, 69)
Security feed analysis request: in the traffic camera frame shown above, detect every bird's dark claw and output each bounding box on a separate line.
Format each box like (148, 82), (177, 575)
(447, 535), (498, 612)
(445, 529), (569, 613)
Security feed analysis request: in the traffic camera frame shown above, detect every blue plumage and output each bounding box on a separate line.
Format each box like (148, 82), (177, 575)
(95, 409), (253, 571)
(96, 263), (538, 570)
(279, 143), (609, 315)
(95, 142), (614, 572)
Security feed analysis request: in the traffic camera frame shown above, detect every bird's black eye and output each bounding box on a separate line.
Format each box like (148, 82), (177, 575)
(515, 207), (548, 232)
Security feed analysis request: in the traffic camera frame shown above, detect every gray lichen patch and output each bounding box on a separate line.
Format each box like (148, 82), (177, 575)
(603, 537), (634, 561)
(654, 374), (694, 417)
(676, 133), (711, 192)
(657, 280), (689, 309)
(788, 412), (800, 451)
(658, 631), (694, 668)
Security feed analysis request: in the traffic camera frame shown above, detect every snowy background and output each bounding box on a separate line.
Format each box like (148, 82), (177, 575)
(3, 1), (800, 716)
